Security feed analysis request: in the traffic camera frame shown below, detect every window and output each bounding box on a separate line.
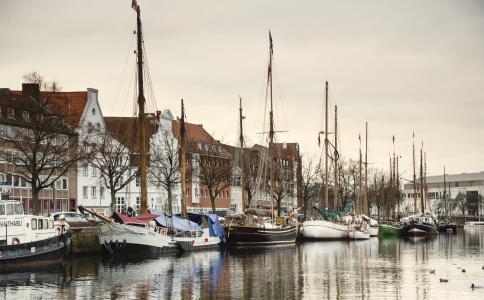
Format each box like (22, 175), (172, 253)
(83, 165), (88, 176)
(100, 187), (105, 199)
(23, 111), (29, 121)
(82, 186), (88, 198)
(91, 165), (96, 176)
(7, 108), (14, 119)
(62, 178), (68, 190)
(186, 188), (190, 197)
(115, 197), (125, 213)
(135, 173), (140, 187)
(91, 187), (96, 198)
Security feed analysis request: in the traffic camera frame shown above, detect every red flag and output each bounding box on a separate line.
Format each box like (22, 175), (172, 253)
(131, 0), (138, 11)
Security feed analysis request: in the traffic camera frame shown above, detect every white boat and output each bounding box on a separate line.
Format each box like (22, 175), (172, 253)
(302, 219), (348, 240)
(0, 199), (71, 268)
(361, 214), (379, 237)
(348, 223), (370, 240)
(463, 221), (484, 228)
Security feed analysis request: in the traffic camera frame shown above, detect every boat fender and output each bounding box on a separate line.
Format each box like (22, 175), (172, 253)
(12, 237), (20, 244)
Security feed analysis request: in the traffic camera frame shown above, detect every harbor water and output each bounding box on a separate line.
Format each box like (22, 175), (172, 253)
(1, 228), (483, 299)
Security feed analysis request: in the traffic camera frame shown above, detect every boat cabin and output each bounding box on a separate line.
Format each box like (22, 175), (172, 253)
(0, 200), (57, 246)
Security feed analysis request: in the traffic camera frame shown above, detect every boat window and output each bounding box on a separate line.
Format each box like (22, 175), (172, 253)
(38, 219), (43, 229)
(6, 204), (13, 215)
(0, 204), (4, 215)
(32, 219), (37, 230)
(43, 219), (48, 230)
(49, 220), (54, 229)
(14, 203), (23, 215)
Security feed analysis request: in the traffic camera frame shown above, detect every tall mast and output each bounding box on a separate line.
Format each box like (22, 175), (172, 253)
(135, 5), (148, 214)
(333, 105), (338, 210)
(443, 166), (447, 222)
(389, 156), (392, 220)
(239, 97), (246, 212)
(180, 99), (187, 217)
(324, 81), (329, 210)
(268, 31), (275, 224)
(364, 122), (368, 215)
(413, 133), (417, 215)
(420, 143), (424, 214)
(358, 135), (362, 215)
(392, 136), (396, 220)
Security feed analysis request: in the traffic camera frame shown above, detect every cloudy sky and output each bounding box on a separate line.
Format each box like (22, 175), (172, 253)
(1, 0), (483, 179)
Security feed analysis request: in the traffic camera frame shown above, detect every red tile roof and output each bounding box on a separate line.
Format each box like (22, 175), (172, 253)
(11, 85), (87, 129)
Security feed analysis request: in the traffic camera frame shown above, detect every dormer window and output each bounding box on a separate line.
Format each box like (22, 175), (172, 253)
(7, 108), (14, 119)
(23, 111), (29, 121)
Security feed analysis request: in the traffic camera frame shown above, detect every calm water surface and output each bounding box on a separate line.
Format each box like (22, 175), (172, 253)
(1, 228), (483, 299)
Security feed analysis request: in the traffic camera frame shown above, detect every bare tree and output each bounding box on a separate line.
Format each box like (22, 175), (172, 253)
(299, 153), (321, 220)
(194, 140), (232, 213)
(147, 124), (181, 214)
(0, 72), (90, 215)
(90, 118), (138, 213)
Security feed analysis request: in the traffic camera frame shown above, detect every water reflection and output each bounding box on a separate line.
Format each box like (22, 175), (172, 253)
(0, 229), (482, 299)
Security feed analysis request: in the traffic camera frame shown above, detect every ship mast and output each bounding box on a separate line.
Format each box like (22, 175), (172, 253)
(324, 81), (329, 211)
(333, 105), (338, 211)
(239, 97), (246, 212)
(268, 31), (275, 224)
(180, 99), (187, 218)
(135, 5), (148, 214)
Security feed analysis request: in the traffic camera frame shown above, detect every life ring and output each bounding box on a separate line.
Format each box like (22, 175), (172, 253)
(12, 237), (20, 244)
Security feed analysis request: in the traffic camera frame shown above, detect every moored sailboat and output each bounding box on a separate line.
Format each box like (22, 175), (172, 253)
(403, 143), (437, 236)
(81, 2), (181, 255)
(223, 32), (297, 246)
(301, 82), (349, 240)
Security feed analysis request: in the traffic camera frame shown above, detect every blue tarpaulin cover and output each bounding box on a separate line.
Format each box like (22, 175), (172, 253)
(187, 212), (226, 244)
(149, 209), (203, 232)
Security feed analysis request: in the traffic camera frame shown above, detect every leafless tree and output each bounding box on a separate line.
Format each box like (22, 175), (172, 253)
(299, 153), (322, 220)
(147, 124), (182, 214)
(194, 140), (232, 213)
(0, 72), (90, 214)
(89, 118), (138, 213)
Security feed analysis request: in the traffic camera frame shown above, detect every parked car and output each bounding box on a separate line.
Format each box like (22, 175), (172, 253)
(50, 212), (88, 223)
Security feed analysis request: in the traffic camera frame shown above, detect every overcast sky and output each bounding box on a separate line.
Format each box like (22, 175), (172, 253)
(1, 0), (483, 179)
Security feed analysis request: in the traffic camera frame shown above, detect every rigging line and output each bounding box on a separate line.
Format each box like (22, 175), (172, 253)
(142, 43), (158, 113)
(111, 32), (136, 116)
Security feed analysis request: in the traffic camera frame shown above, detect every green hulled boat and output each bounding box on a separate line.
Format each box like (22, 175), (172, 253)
(379, 223), (403, 235)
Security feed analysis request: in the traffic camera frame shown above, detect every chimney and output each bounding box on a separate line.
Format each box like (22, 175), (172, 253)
(22, 83), (40, 100)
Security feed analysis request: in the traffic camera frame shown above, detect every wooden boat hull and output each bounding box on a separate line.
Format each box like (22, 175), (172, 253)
(301, 219), (348, 240)
(0, 233), (71, 268)
(223, 225), (297, 246)
(403, 221), (437, 236)
(378, 223), (403, 236)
